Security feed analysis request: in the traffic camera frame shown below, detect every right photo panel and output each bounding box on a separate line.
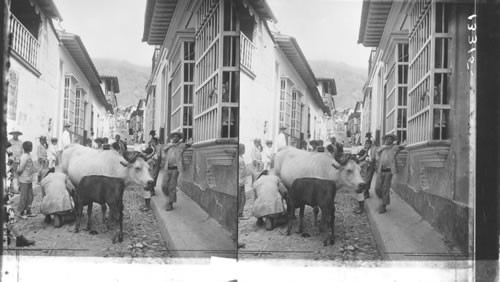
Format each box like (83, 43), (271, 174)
(237, 0), (474, 263)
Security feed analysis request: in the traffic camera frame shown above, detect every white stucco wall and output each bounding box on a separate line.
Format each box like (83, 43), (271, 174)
(7, 14), (60, 150)
(240, 18), (277, 163)
(240, 17), (327, 163)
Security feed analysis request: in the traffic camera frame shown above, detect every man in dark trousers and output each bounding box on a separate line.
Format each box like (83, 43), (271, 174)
(374, 134), (406, 214)
(158, 132), (191, 211)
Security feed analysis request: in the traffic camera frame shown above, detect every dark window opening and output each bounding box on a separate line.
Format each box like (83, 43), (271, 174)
(237, 1), (255, 40)
(10, 0), (41, 38)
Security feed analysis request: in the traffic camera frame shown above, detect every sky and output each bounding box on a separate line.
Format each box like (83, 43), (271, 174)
(53, 0), (154, 67)
(267, 0), (371, 69)
(52, 0), (370, 69)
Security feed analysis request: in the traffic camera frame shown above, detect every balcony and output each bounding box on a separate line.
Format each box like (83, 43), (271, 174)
(151, 47), (161, 75)
(240, 32), (255, 76)
(9, 14), (40, 72)
(368, 49), (377, 76)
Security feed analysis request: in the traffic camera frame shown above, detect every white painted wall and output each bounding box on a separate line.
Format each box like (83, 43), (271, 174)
(240, 17), (327, 163)
(7, 13), (60, 150)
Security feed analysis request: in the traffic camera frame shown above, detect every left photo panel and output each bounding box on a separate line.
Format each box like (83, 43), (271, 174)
(2, 0), (238, 260)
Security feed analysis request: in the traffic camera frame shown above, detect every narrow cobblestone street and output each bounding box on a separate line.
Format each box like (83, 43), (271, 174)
(238, 186), (382, 261)
(4, 184), (171, 259)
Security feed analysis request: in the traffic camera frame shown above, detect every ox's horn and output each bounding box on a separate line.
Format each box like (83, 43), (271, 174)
(142, 145), (156, 160)
(331, 159), (342, 170)
(123, 151), (140, 163)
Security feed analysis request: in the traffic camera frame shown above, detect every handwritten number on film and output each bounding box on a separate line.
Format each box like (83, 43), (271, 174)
(467, 14), (476, 75)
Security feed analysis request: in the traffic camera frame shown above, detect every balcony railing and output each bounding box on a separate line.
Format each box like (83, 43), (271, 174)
(9, 14), (40, 70)
(368, 49), (377, 76)
(151, 47), (161, 75)
(240, 32), (255, 73)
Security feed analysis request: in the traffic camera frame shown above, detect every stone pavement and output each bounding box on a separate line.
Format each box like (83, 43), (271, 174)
(4, 182), (171, 259)
(364, 174), (468, 261)
(150, 171), (236, 259)
(239, 177), (381, 261)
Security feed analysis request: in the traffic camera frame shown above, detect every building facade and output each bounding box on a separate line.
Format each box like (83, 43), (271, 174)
(6, 0), (111, 154)
(239, 8), (332, 159)
(58, 31), (112, 145)
(358, 0), (474, 254)
(7, 0), (62, 144)
(143, 0), (255, 237)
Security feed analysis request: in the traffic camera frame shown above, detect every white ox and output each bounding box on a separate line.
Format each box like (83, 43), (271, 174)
(272, 147), (364, 191)
(61, 144), (155, 188)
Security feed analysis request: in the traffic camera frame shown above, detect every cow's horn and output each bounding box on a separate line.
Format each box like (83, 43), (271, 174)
(143, 145), (156, 160)
(120, 161), (128, 167)
(123, 151), (140, 163)
(331, 160), (341, 170)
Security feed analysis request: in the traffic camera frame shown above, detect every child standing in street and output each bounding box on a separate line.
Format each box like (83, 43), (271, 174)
(37, 136), (48, 170)
(17, 141), (36, 219)
(47, 138), (58, 168)
(374, 134), (406, 214)
(141, 146), (156, 212)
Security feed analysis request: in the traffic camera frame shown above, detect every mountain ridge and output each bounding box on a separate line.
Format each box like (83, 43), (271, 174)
(309, 60), (367, 111)
(94, 58), (150, 108)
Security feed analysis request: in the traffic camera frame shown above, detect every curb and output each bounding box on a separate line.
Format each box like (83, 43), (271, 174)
(149, 193), (176, 255)
(149, 173), (236, 259)
(364, 190), (389, 260)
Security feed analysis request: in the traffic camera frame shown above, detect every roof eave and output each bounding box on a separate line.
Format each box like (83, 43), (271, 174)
(142, 0), (178, 45)
(357, 0), (392, 47)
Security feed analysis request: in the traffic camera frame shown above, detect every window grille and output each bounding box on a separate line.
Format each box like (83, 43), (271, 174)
(74, 88), (86, 141)
(291, 90), (302, 139)
(7, 70), (18, 120)
(170, 39), (195, 141)
(384, 41), (408, 143)
(194, 0), (239, 142)
(408, 0), (451, 144)
(63, 75), (77, 133)
(279, 78), (293, 135)
(149, 88), (156, 132)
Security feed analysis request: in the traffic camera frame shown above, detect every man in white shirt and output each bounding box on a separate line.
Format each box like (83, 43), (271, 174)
(276, 126), (287, 152)
(61, 123), (72, 150)
(262, 140), (274, 171)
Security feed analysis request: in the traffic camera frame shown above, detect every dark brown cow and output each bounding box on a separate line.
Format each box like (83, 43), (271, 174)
(74, 175), (125, 243)
(286, 177), (337, 246)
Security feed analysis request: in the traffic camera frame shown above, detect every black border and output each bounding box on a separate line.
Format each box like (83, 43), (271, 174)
(476, 0), (500, 279)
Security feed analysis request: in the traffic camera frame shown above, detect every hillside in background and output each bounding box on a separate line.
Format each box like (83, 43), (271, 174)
(309, 60), (367, 110)
(94, 58), (150, 108)
(91, 59), (366, 111)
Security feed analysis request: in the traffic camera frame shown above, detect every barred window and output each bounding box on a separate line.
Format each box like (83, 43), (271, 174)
(63, 75), (77, 133)
(384, 39), (408, 144)
(279, 78), (293, 135)
(291, 89), (302, 139)
(74, 88), (86, 142)
(170, 39), (195, 142)
(194, 0), (239, 142)
(149, 88), (156, 132)
(407, 0), (451, 144)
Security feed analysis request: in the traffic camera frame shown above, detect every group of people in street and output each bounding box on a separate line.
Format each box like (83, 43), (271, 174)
(3, 121), (192, 248)
(354, 132), (406, 214)
(238, 127), (406, 242)
(139, 130), (191, 212)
